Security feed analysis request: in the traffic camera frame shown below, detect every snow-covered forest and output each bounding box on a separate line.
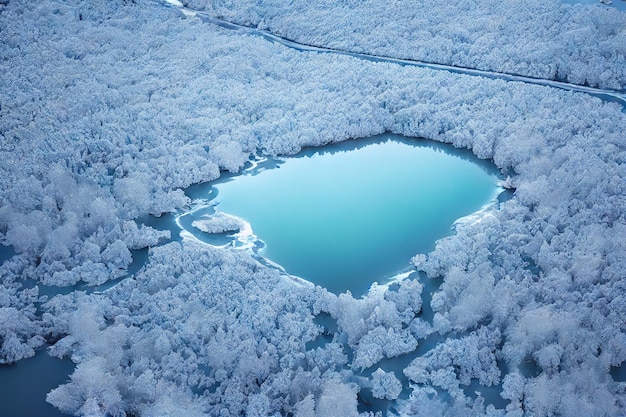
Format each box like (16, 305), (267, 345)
(185, 0), (626, 90)
(0, 0), (625, 415)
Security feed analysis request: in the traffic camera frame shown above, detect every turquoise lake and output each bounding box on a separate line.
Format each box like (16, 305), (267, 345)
(184, 134), (502, 296)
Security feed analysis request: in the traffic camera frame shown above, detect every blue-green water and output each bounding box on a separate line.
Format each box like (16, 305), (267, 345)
(189, 134), (501, 296)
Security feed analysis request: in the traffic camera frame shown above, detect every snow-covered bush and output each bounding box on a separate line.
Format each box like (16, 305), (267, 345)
(371, 368), (402, 400)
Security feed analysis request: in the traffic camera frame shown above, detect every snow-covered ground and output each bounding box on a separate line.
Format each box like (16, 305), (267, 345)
(0, 0), (625, 416)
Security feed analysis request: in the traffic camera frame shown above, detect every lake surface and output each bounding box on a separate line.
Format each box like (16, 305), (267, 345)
(0, 351), (74, 417)
(182, 134), (501, 296)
